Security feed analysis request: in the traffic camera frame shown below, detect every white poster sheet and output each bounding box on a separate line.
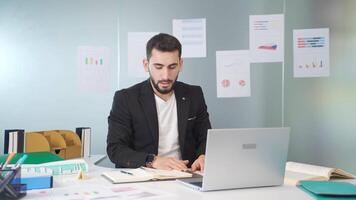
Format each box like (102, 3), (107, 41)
(77, 46), (110, 93)
(249, 14), (284, 63)
(216, 50), (250, 98)
(293, 28), (330, 78)
(173, 18), (206, 58)
(128, 32), (158, 78)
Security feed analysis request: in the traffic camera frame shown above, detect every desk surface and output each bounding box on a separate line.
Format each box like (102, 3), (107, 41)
(22, 155), (354, 200)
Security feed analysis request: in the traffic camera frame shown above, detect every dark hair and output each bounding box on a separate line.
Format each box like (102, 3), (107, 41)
(146, 33), (182, 60)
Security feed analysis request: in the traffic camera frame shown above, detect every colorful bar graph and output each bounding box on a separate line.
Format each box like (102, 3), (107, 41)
(84, 57), (104, 65)
(297, 37), (325, 48)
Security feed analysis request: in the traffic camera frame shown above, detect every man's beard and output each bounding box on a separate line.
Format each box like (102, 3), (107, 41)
(150, 76), (178, 95)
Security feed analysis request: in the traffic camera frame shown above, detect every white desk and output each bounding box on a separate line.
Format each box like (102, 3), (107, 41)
(22, 155), (321, 200)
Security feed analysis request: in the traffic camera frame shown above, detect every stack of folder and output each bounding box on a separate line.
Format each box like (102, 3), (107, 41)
(12, 176), (53, 190)
(0, 152), (64, 165)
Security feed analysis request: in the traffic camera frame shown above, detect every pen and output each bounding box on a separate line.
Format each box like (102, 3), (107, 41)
(12, 154), (28, 169)
(1, 152), (15, 169)
(120, 170), (133, 176)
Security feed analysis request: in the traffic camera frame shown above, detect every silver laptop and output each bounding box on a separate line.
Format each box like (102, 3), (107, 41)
(177, 127), (290, 191)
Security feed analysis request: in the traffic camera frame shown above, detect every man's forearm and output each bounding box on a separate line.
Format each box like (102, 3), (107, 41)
(107, 143), (148, 168)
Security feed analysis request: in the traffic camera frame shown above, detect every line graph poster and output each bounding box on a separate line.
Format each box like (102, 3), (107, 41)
(249, 14), (284, 63)
(216, 50), (250, 98)
(293, 28), (330, 78)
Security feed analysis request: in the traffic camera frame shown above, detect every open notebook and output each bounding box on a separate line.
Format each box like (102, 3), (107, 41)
(284, 162), (355, 185)
(102, 167), (192, 183)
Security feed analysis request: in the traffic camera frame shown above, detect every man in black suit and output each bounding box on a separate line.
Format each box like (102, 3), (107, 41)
(107, 33), (211, 172)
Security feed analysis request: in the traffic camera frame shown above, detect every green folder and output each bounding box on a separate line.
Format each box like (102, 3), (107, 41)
(0, 152), (64, 164)
(299, 181), (356, 200)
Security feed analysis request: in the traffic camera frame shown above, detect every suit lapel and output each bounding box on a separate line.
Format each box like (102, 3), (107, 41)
(139, 80), (159, 151)
(175, 83), (190, 151)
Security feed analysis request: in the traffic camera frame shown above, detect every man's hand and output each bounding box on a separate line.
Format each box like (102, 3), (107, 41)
(152, 156), (189, 171)
(191, 154), (205, 172)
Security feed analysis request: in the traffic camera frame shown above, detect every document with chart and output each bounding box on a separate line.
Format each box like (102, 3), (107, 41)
(293, 28), (330, 78)
(249, 14), (284, 63)
(216, 50), (250, 98)
(127, 32), (158, 78)
(173, 18), (206, 58)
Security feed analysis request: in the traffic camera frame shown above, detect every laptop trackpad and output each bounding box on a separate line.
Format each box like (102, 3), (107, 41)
(190, 181), (203, 187)
(181, 177), (203, 187)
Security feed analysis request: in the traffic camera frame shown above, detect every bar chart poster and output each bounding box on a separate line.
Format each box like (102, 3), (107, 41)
(249, 14), (284, 63)
(293, 28), (330, 78)
(173, 18), (206, 58)
(77, 46), (110, 93)
(216, 50), (250, 98)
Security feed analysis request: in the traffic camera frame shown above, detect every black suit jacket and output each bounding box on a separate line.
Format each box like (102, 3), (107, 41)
(107, 79), (211, 168)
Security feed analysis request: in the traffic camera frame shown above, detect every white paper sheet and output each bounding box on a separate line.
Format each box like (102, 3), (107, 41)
(128, 32), (158, 78)
(293, 28), (330, 78)
(249, 14), (284, 63)
(77, 46), (110, 93)
(26, 184), (172, 200)
(216, 50), (250, 98)
(173, 18), (206, 58)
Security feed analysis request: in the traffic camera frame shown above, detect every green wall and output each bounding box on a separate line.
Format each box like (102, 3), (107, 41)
(0, 0), (119, 154)
(285, 0), (356, 174)
(118, 0), (284, 129)
(1, 0), (356, 174)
